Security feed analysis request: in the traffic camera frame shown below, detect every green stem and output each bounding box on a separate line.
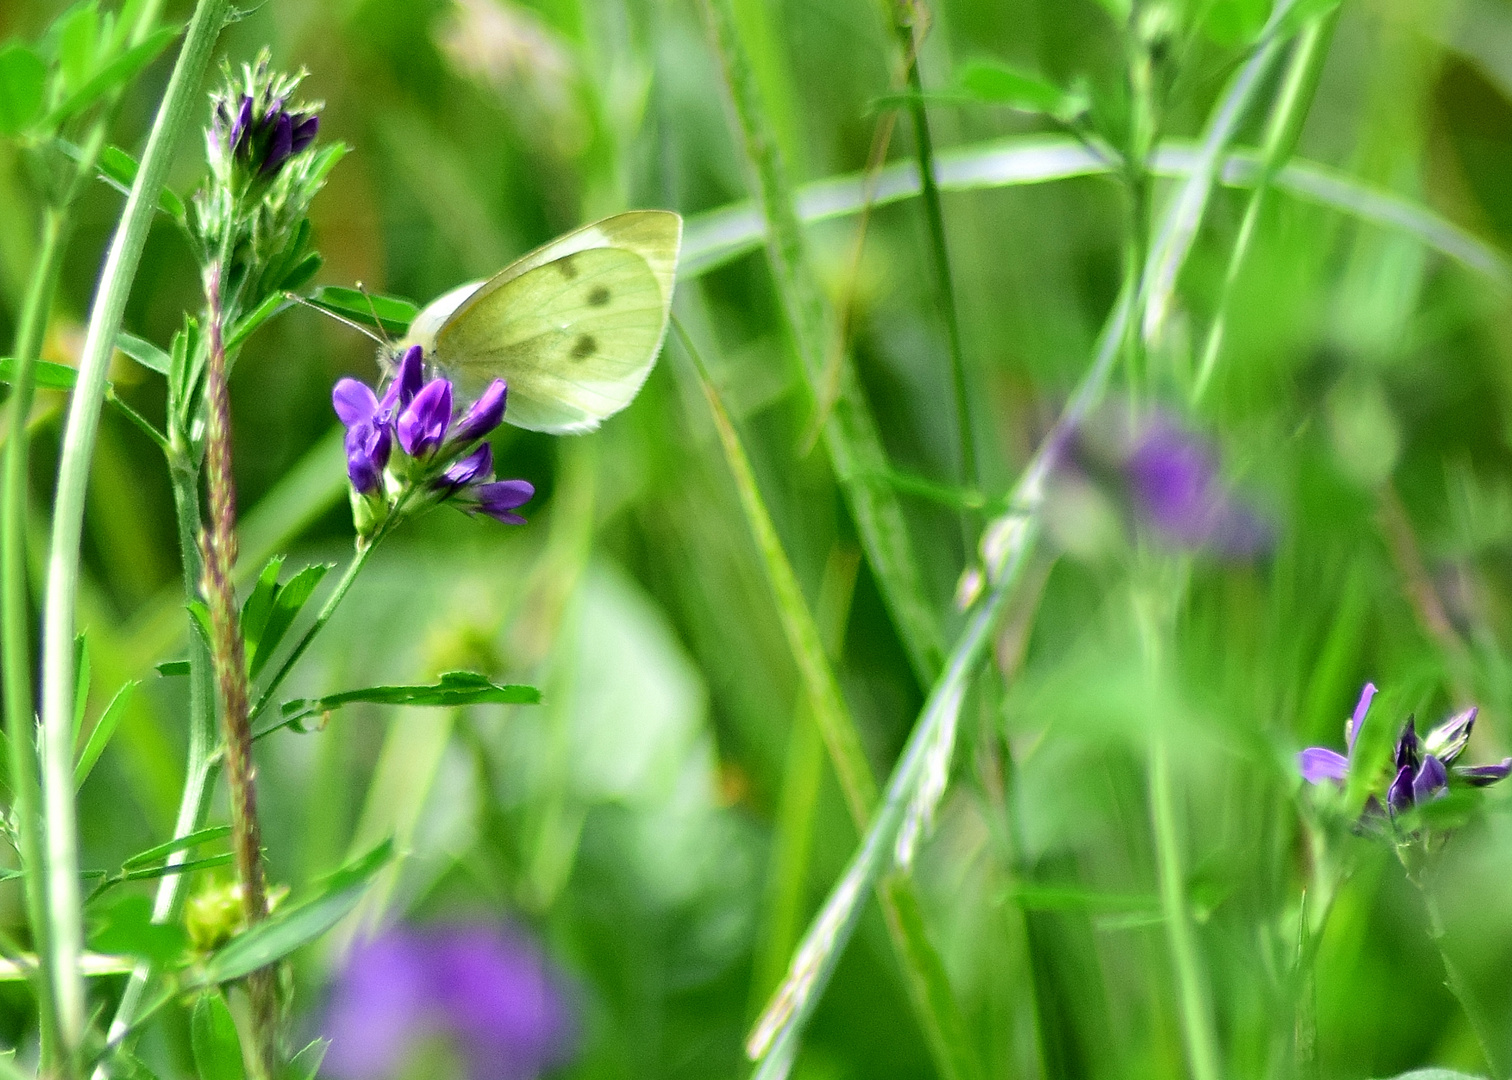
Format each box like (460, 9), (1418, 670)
(1192, 8), (1338, 404)
(698, 0), (945, 687)
(249, 536), (376, 726)
(1420, 882), (1509, 1080)
(892, 17), (976, 496)
(1137, 585), (1222, 1080)
(2, 204), (67, 1073)
(37, 0), (230, 1065)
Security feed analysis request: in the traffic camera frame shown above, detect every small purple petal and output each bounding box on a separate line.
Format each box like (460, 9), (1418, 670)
(1413, 755), (1448, 803)
(475, 479), (534, 524)
(1298, 747), (1349, 784)
(1347, 683), (1377, 751)
(1455, 758), (1512, 786)
(1424, 706), (1477, 766)
(261, 111), (294, 175)
(380, 346), (426, 414)
(290, 113), (319, 154)
(333, 378), (379, 428)
(231, 96), (253, 152)
(398, 379), (453, 458)
(1387, 764), (1416, 813)
(345, 422), (390, 495)
(1394, 717), (1420, 774)
(450, 380), (508, 445)
(439, 444), (493, 493)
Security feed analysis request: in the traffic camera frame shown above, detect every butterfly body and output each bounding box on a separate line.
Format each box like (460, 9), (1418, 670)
(401, 210), (682, 434)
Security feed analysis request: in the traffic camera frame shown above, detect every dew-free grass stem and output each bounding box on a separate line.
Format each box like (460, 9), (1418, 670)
(2, 204), (67, 1073)
(1418, 878), (1509, 1080)
(38, 0), (230, 1066)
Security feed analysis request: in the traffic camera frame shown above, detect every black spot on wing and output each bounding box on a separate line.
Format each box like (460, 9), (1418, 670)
(571, 334), (597, 360)
(557, 254), (578, 280)
(587, 285), (611, 307)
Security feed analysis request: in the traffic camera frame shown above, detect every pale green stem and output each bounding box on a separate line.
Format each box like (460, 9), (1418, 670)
(1419, 880), (1509, 1080)
(2, 204), (67, 1072)
(1136, 585), (1222, 1080)
(37, 0), (229, 1065)
(1193, 9), (1338, 404)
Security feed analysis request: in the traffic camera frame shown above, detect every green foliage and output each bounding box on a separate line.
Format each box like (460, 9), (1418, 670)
(190, 991), (247, 1080)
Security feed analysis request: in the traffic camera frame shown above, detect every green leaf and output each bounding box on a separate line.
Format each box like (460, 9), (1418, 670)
(0, 43), (47, 135)
(72, 634), (90, 748)
(74, 679), (138, 790)
(225, 291), (287, 352)
(156, 660), (189, 677)
(48, 25), (180, 124)
(54, 1), (100, 96)
(248, 563), (331, 681)
(1375, 1072), (1489, 1080)
(240, 556), (287, 662)
(306, 286), (418, 337)
(285, 1039), (330, 1080)
(0, 356), (80, 390)
(957, 60), (1086, 121)
(116, 331), (171, 375)
(191, 990), (248, 1080)
(187, 599), (213, 653)
(120, 825), (231, 870)
(1274, 0), (1342, 41)
(1201, 0), (1270, 46)
(278, 672), (541, 725)
(199, 839), (395, 985)
(279, 252), (322, 294)
(97, 144), (186, 220)
(89, 895), (188, 965)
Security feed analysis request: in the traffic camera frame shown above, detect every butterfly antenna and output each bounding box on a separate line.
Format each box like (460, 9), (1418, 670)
(355, 282), (395, 348)
(283, 291), (387, 346)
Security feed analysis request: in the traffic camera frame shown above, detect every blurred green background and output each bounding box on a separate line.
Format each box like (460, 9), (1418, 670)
(6, 0), (1512, 1077)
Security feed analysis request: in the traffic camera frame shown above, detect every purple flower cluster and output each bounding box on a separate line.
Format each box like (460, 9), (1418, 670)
(333, 346), (534, 526)
(211, 91), (320, 178)
(322, 921), (576, 1080)
(1298, 682), (1511, 815)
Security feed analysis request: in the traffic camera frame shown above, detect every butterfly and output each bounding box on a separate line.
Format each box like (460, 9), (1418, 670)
(399, 210), (682, 435)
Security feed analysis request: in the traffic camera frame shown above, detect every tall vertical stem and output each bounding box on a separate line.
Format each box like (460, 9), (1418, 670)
(38, 1), (229, 1067)
(1419, 881), (1508, 1080)
(2, 205), (67, 1073)
(200, 264), (276, 1078)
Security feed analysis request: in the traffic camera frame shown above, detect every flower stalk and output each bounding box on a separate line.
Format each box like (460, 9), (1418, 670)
(199, 260), (278, 1078)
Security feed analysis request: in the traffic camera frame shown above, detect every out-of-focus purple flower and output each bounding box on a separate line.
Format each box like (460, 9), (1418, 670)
(1123, 417), (1269, 556)
(322, 921), (575, 1080)
(398, 379), (454, 458)
(1299, 686), (1511, 816)
(208, 66), (323, 182)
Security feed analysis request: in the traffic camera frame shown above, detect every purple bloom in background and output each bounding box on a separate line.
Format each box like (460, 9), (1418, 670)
(1123, 417), (1269, 556)
(209, 87), (320, 180)
(323, 921), (576, 1080)
(1298, 684), (1511, 815)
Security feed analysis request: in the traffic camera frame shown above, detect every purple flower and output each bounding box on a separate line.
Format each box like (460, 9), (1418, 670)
(333, 379), (392, 495)
(322, 921), (575, 1080)
(449, 380), (508, 446)
(1299, 686), (1511, 814)
(1123, 418), (1269, 555)
(438, 444), (494, 494)
(1297, 682), (1376, 784)
(398, 379), (454, 458)
(472, 480), (535, 525)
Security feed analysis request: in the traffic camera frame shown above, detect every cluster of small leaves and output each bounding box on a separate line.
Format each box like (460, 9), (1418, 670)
(0, 0), (179, 201)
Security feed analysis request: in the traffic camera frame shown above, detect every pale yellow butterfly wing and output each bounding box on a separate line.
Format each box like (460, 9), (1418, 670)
(403, 210), (682, 434)
(434, 246), (667, 433)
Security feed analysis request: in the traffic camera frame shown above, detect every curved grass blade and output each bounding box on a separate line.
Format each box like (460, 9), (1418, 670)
(681, 136), (1509, 287)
